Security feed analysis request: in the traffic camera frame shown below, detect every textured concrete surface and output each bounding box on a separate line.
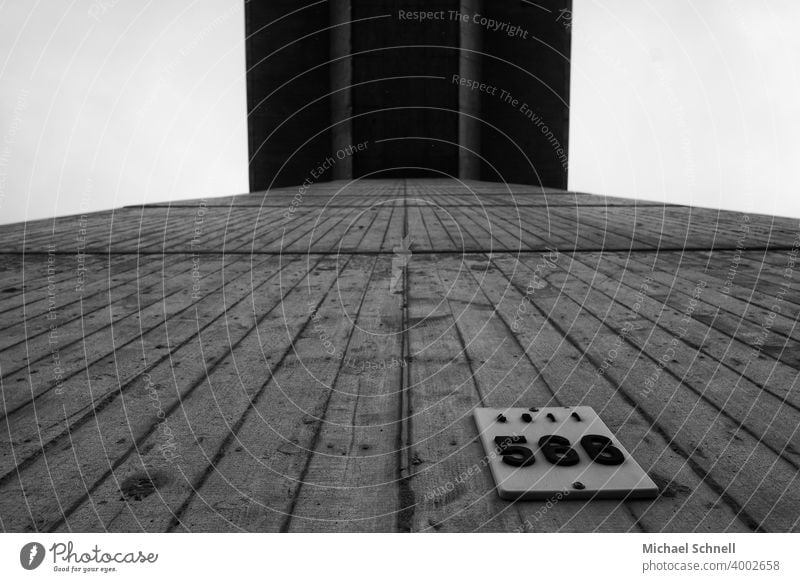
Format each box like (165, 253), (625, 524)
(1, 179), (798, 532)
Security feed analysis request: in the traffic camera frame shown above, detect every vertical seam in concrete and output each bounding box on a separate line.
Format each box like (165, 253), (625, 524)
(396, 179), (415, 532)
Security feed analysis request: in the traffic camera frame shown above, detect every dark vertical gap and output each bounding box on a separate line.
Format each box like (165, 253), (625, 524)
(458, 0), (482, 180)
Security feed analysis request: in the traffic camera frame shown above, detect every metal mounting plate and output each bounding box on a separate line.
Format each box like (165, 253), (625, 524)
(473, 406), (658, 501)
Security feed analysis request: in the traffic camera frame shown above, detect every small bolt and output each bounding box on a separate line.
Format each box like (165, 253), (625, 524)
(497, 414), (507, 423)
(572, 481), (586, 490)
(521, 413), (532, 423)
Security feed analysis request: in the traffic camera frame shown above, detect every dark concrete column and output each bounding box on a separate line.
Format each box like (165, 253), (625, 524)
(478, 0), (572, 188)
(245, 0), (571, 189)
(350, 0), (461, 178)
(245, 1), (332, 190)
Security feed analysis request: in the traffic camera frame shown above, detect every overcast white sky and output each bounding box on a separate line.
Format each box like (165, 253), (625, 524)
(570, 0), (800, 218)
(0, 0), (248, 225)
(1, 0), (799, 225)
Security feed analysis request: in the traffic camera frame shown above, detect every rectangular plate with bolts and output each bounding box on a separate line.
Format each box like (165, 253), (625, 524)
(473, 406), (658, 500)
